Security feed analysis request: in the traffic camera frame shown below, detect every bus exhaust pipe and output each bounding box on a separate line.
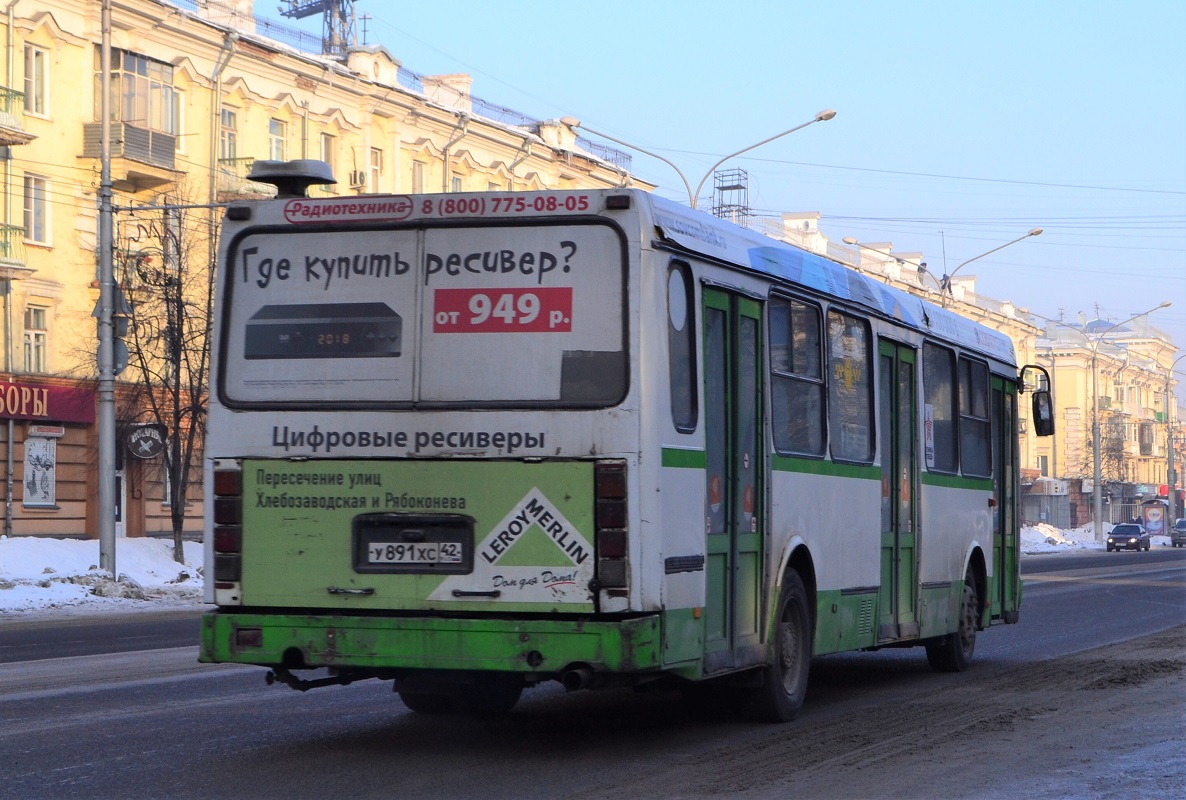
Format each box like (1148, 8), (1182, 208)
(561, 666), (594, 692)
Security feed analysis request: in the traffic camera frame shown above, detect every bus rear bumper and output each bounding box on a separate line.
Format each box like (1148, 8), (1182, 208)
(199, 611), (662, 676)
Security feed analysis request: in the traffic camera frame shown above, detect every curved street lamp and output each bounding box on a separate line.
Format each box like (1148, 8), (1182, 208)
(939, 228), (1043, 307)
(842, 237), (935, 288)
(561, 110), (836, 209)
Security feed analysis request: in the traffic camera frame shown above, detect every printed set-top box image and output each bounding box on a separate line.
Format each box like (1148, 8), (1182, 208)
(244, 303), (403, 359)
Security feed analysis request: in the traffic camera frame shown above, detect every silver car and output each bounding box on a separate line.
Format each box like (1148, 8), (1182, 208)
(1172, 519), (1186, 548)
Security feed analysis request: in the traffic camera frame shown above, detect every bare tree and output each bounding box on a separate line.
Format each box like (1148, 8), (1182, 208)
(114, 188), (216, 562)
(1100, 415), (1129, 484)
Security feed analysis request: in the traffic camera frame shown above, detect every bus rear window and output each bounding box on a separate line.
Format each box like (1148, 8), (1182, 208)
(220, 222), (626, 407)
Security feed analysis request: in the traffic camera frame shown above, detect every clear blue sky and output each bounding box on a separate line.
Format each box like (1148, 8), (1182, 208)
(291, 0), (1186, 355)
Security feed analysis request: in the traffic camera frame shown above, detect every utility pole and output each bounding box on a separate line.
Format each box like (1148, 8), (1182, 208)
(97, 0), (117, 577)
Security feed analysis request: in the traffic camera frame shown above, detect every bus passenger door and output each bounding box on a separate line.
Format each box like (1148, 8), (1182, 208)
(991, 378), (1020, 621)
(703, 288), (764, 671)
(878, 341), (919, 641)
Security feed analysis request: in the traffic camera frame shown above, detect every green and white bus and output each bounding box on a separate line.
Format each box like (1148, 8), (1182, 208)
(200, 161), (1053, 721)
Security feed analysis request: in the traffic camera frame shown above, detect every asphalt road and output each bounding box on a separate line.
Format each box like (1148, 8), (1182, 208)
(4, 546), (1182, 663)
(0, 548), (1182, 799)
(0, 608), (202, 664)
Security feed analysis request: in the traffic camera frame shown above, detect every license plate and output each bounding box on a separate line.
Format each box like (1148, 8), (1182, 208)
(366, 541), (464, 565)
(352, 513), (474, 575)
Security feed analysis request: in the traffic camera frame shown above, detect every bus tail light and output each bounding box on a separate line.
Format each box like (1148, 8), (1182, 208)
(595, 460), (628, 591)
(212, 463), (243, 593)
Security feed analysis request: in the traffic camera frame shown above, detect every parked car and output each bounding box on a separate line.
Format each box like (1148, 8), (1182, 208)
(1107, 523), (1150, 552)
(1172, 519), (1186, 548)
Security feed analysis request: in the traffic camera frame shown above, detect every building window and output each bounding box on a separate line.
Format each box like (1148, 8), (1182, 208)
(412, 161), (425, 193)
(770, 296), (824, 455)
(369, 147), (383, 192)
(320, 133), (336, 191)
(219, 108), (237, 161)
(96, 48), (176, 134)
(320, 133), (335, 170)
(24, 305), (48, 373)
(269, 119), (287, 161)
(451, 175), (463, 193)
(23, 174), (48, 244)
(173, 91), (185, 152)
(24, 45), (48, 117)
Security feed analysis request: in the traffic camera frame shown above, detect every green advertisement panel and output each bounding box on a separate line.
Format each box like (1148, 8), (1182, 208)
(243, 459), (596, 612)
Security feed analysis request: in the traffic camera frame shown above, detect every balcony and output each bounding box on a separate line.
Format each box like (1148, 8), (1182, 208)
(0, 87), (34, 146)
(80, 122), (181, 193)
(216, 158), (277, 199)
(0, 224), (30, 277)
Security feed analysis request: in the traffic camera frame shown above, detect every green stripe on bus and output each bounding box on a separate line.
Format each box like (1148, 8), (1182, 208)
(662, 448), (707, 469)
(771, 455), (880, 481)
(921, 471), (994, 491)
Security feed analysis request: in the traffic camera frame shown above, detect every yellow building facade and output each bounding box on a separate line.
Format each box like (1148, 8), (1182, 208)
(0, 0), (645, 539)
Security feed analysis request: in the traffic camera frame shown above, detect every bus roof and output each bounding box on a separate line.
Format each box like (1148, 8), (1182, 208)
(644, 193), (1017, 366)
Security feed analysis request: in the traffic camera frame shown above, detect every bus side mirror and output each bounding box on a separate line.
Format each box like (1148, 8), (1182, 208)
(1032, 390), (1054, 437)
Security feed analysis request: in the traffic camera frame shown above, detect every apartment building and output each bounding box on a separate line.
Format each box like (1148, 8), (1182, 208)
(0, 0), (643, 539)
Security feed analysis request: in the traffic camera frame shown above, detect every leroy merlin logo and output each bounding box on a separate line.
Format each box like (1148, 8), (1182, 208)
(478, 489), (590, 566)
(430, 488), (594, 605)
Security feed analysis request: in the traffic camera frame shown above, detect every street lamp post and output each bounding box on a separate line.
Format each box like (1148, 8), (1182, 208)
(1087, 302), (1172, 543)
(561, 110), (836, 209)
(939, 228), (1043, 307)
(1166, 354), (1186, 524)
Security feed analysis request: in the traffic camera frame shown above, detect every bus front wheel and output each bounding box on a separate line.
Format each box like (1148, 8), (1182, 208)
(750, 571), (812, 723)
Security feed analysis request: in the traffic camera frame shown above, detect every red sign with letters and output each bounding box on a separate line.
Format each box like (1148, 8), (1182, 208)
(0, 379), (95, 424)
(433, 287), (573, 333)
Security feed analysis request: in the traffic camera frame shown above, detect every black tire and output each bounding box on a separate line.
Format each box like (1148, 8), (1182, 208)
(1107, 545), (1113, 552)
(452, 673), (523, 716)
(749, 571), (812, 723)
(926, 574), (977, 673)
(398, 691), (454, 714)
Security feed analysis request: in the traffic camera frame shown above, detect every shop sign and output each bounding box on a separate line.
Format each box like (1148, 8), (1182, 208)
(0, 379), (95, 424)
(127, 423), (168, 459)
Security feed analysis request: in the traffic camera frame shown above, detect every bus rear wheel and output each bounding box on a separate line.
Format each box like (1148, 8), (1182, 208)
(398, 691), (453, 714)
(926, 573), (978, 672)
(750, 571), (812, 723)
(452, 673), (523, 716)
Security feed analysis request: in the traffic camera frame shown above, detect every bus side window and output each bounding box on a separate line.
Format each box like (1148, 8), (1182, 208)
(668, 263), (697, 432)
(922, 343), (958, 472)
(958, 356), (991, 477)
(826, 310), (874, 463)
(770, 297), (824, 455)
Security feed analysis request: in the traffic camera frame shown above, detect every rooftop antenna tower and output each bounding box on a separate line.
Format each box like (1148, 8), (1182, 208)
(712, 167), (751, 227)
(280, 1), (358, 57)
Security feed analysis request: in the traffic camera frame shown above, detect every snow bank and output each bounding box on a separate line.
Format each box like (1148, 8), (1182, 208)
(0, 535), (204, 615)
